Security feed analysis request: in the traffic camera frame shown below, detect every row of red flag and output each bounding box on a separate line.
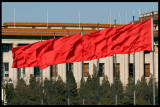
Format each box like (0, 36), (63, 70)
(12, 18), (153, 70)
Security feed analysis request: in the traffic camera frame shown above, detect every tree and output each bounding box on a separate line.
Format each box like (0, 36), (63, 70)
(56, 76), (68, 105)
(147, 75), (158, 105)
(110, 75), (124, 105)
(9, 78), (30, 105)
(43, 78), (55, 105)
(27, 75), (41, 105)
(100, 75), (113, 105)
(66, 69), (80, 105)
(80, 64), (99, 105)
(135, 76), (151, 105)
(5, 81), (15, 105)
(121, 77), (134, 105)
(83, 74), (93, 105)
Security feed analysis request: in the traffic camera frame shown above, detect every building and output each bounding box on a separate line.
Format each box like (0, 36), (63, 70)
(1, 11), (158, 90)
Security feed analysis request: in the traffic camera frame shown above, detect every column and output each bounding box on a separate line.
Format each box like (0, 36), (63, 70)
(109, 56), (114, 84)
(24, 67), (33, 85)
(119, 54), (126, 87)
(74, 62), (80, 88)
(139, 51), (144, 80)
(90, 60), (94, 76)
(135, 52), (140, 83)
(155, 52), (158, 83)
(43, 66), (50, 81)
(9, 43), (18, 87)
(124, 54), (129, 86)
(105, 57), (110, 79)
(58, 64), (66, 83)
(93, 59), (98, 69)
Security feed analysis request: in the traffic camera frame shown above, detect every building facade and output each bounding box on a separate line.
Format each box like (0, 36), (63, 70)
(1, 11), (158, 90)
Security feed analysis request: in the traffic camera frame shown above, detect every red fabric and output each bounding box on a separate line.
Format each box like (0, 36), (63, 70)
(111, 18), (152, 54)
(12, 18), (152, 70)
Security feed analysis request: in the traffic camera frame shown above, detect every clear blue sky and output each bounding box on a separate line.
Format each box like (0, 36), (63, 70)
(2, 2), (158, 24)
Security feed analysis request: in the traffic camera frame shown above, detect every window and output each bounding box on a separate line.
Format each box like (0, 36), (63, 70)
(2, 44), (9, 52)
(66, 63), (73, 77)
(18, 44), (28, 46)
(144, 51), (150, 54)
(18, 68), (25, 77)
(144, 64), (150, 77)
(129, 63), (133, 77)
(69, 63), (73, 72)
(50, 65), (58, 77)
(99, 63), (104, 77)
(1, 63), (9, 77)
(113, 63), (120, 77)
(84, 63), (89, 77)
(34, 66), (40, 76)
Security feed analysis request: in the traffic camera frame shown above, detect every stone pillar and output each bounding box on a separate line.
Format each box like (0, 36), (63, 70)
(139, 51), (144, 80)
(155, 52), (158, 83)
(135, 52), (140, 83)
(24, 67), (33, 85)
(73, 62), (77, 86)
(124, 54), (129, 86)
(74, 62), (82, 88)
(109, 56), (114, 84)
(43, 66), (50, 81)
(105, 57), (110, 82)
(150, 52), (153, 78)
(46, 66), (50, 80)
(119, 54), (126, 87)
(9, 43), (18, 87)
(78, 62), (83, 88)
(90, 60), (94, 76)
(58, 64), (66, 83)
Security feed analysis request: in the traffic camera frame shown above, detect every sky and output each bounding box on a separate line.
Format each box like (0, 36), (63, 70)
(2, 2), (158, 24)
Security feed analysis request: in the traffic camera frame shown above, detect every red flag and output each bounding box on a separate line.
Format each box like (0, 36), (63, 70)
(12, 19), (152, 70)
(111, 18), (152, 54)
(12, 33), (82, 69)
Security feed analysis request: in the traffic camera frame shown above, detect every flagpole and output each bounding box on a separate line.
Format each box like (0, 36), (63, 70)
(47, 8), (48, 28)
(114, 15), (117, 105)
(152, 11), (155, 105)
(14, 8), (15, 28)
(108, 16), (109, 24)
(119, 12), (121, 24)
(139, 8), (142, 22)
(153, 3), (154, 12)
(40, 36), (43, 105)
(81, 27), (85, 105)
(110, 11), (111, 27)
(67, 33), (70, 105)
(132, 15), (136, 105)
(97, 23), (100, 105)
(54, 32), (56, 105)
(79, 10), (80, 29)
(126, 11), (128, 24)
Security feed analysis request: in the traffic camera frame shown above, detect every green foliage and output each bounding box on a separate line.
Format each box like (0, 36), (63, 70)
(5, 82), (15, 105)
(28, 75), (41, 105)
(9, 78), (30, 105)
(101, 98), (115, 105)
(43, 78), (55, 105)
(66, 70), (80, 105)
(122, 77), (134, 105)
(56, 76), (67, 105)
(5, 69), (158, 105)
(147, 75), (158, 105)
(80, 64), (99, 105)
(110, 76), (124, 104)
(43, 76), (67, 105)
(135, 76), (150, 105)
(100, 75), (111, 98)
